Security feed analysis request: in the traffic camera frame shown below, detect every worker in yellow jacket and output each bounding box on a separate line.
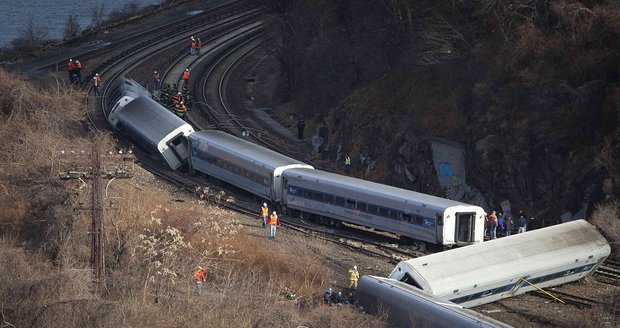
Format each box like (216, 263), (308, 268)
(348, 265), (359, 290)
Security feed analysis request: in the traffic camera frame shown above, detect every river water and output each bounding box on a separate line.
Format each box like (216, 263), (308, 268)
(0, 0), (162, 49)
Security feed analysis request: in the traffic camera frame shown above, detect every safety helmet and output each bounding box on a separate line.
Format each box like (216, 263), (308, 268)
(263, 203), (267, 207)
(95, 73), (99, 76)
(353, 265), (357, 270)
(272, 211), (276, 215)
(69, 59), (73, 61)
(154, 71), (157, 73)
(197, 265), (202, 269)
(338, 291), (342, 296)
(185, 68), (189, 71)
(177, 92), (181, 95)
(327, 288), (332, 293)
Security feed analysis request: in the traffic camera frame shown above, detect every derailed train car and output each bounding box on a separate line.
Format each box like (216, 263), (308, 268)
(281, 168), (486, 246)
(188, 130), (313, 203)
(356, 275), (512, 328)
(388, 219), (610, 308)
(106, 76), (194, 170)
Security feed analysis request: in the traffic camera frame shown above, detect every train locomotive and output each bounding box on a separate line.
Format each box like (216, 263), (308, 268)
(107, 76), (486, 247)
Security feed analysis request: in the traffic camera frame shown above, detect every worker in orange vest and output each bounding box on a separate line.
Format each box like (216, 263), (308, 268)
(182, 68), (190, 86)
(92, 73), (101, 96)
(194, 265), (206, 295)
(268, 211), (280, 239)
(260, 203), (269, 228)
(67, 59), (75, 83)
(174, 101), (187, 118)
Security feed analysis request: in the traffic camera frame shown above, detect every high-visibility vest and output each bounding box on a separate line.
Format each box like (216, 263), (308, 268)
(93, 76), (101, 86)
(194, 269), (205, 282)
(269, 215), (278, 225)
(68, 62), (74, 71)
(261, 206), (268, 217)
(76, 61), (82, 69)
(345, 157), (351, 165)
(182, 71), (190, 80)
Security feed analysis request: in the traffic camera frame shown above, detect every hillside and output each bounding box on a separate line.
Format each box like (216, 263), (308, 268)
(270, 0), (620, 222)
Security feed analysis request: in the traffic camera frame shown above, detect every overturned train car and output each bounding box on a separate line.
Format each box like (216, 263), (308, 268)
(357, 275), (512, 328)
(106, 76), (194, 170)
(389, 219), (610, 308)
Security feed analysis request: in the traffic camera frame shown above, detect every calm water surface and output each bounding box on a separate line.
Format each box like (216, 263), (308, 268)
(0, 0), (163, 48)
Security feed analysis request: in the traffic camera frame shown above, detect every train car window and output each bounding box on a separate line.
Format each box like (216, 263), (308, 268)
(389, 210), (399, 219)
(367, 204), (377, 214)
(356, 202), (367, 212)
(313, 192), (324, 202)
(413, 216), (422, 225)
(325, 194), (334, 204)
(335, 197), (345, 207)
(303, 189), (312, 199)
(379, 207), (389, 217)
(436, 214), (443, 226)
(402, 213), (411, 223)
(346, 199), (356, 209)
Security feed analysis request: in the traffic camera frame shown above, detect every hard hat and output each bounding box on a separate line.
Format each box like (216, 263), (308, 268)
(327, 288), (332, 293)
(154, 71), (157, 73)
(197, 265), (202, 269)
(338, 291), (342, 296)
(69, 59), (73, 61)
(177, 92), (181, 94)
(263, 203), (267, 207)
(95, 73), (99, 76)
(272, 211), (276, 215)
(353, 265), (357, 270)
(185, 68), (189, 71)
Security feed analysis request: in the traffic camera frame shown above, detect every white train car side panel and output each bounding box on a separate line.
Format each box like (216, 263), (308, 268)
(357, 276), (512, 328)
(389, 220), (610, 308)
(282, 168), (485, 246)
(188, 131), (313, 202)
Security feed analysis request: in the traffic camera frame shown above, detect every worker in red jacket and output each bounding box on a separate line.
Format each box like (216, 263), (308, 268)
(182, 68), (190, 86)
(67, 59), (75, 83)
(268, 211), (281, 239)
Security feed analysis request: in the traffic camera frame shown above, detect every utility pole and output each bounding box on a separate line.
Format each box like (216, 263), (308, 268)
(56, 144), (134, 287)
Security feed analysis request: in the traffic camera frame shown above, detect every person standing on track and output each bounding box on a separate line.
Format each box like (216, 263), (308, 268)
(92, 73), (101, 96)
(190, 36), (196, 55)
(182, 68), (190, 87)
(75, 60), (83, 84)
(196, 37), (202, 55)
(67, 59), (75, 83)
(260, 203), (268, 228)
(268, 211), (280, 239)
(153, 71), (161, 91)
(194, 265), (206, 295)
(348, 265), (359, 290)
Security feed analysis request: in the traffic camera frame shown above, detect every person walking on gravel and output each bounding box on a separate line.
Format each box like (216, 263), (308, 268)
(268, 211), (280, 239)
(348, 265), (359, 290)
(194, 265), (206, 295)
(260, 203), (268, 228)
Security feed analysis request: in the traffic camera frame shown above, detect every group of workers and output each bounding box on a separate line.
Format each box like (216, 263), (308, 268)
(486, 210), (530, 239)
(324, 265), (360, 307)
(67, 58), (101, 95)
(190, 36), (202, 55)
(260, 203), (281, 239)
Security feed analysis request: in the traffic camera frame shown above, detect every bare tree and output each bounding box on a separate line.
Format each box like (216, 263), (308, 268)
(64, 15), (80, 39)
(90, 2), (106, 28)
(12, 17), (49, 51)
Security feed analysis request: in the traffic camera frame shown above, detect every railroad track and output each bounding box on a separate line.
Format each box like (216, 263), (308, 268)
(531, 289), (600, 308)
(594, 259), (620, 286)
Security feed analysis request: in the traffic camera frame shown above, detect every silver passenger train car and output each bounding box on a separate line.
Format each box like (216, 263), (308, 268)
(357, 275), (512, 328)
(188, 130), (313, 203)
(281, 168), (485, 246)
(388, 219), (610, 308)
(106, 76), (195, 170)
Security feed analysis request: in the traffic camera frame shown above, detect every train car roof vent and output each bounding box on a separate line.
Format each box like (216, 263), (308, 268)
(422, 263), (428, 266)
(453, 289), (459, 294)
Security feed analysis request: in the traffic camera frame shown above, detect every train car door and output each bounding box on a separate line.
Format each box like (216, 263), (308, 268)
(455, 212), (475, 243)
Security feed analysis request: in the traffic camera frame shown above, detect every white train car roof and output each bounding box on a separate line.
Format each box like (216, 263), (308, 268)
(189, 130), (313, 172)
(389, 220), (610, 296)
(105, 75), (151, 110)
(114, 95), (194, 170)
(283, 167), (480, 212)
